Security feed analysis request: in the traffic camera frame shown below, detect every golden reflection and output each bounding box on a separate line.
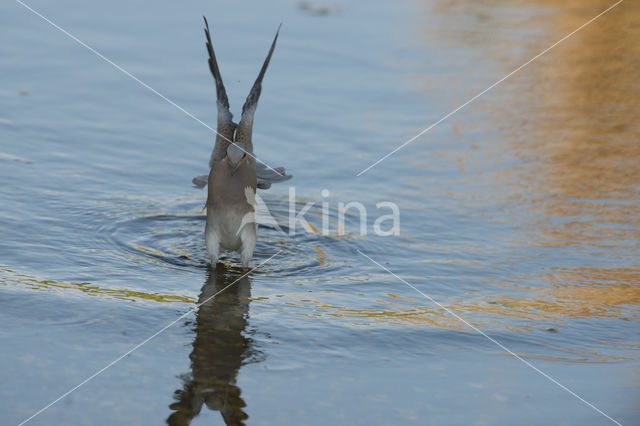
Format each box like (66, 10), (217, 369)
(517, 0), (640, 202)
(260, 290), (625, 361)
(313, 245), (327, 265)
(0, 265), (194, 304)
(167, 264), (256, 426)
(398, 0), (640, 345)
(492, 0), (640, 321)
(510, 352), (628, 362)
(453, 0), (640, 246)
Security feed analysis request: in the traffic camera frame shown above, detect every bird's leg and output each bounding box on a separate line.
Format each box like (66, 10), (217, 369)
(238, 225), (256, 269)
(205, 226), (220, 265)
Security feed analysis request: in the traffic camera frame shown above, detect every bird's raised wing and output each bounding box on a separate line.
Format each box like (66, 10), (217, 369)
(195, 22), (291, 191)
(234, 24), (281, 153)
(204, 17), (236, 167)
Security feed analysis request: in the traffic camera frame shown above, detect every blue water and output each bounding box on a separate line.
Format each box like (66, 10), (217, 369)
(1, 0), (638, 424)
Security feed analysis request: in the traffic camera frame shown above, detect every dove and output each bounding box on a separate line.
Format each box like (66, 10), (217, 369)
(193, 17), (291, 268)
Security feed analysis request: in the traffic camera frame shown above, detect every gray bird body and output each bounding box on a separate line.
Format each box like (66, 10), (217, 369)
(206, 158), (257, 267)
(197, 17), (291, 268)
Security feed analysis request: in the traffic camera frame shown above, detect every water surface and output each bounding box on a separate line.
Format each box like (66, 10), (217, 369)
(1, 0), (638, 424)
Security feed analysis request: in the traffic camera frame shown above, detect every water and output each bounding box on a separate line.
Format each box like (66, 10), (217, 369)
(1, 0), (638, 424)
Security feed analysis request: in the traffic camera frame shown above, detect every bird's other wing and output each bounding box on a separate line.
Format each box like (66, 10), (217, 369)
(256, 162), (292, 189)
(193, 162), (291, 190)
(192, 174), (209, 189)
(234, 24), (281, 152)
(204, 16), (236, 167)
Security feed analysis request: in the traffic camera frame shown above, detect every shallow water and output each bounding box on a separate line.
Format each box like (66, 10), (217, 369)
(1, 0), (639, 424)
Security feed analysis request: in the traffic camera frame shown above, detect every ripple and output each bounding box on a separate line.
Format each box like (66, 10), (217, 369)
(0, 265), (194, 305)
(107, 212), (206, 268)
(100, 195), (381, 278)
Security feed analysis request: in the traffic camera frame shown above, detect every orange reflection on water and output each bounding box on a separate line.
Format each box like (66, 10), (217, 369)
(404, 0), (639, 318)
(491, 0), (640, 329)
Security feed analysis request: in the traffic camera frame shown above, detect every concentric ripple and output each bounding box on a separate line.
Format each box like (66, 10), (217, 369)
(101, 194), (380, 277)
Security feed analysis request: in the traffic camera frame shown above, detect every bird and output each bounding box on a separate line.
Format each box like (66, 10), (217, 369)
(193, 17), (291, 268)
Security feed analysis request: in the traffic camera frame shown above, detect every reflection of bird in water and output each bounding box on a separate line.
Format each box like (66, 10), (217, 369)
(167, 264), (258, 425)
